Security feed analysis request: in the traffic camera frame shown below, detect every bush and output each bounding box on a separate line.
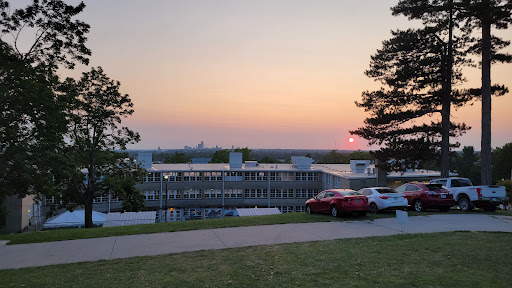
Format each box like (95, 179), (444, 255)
(497, 179), (512, 204)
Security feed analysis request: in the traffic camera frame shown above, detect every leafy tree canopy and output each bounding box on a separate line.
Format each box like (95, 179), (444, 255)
(164, 152), (190, 164)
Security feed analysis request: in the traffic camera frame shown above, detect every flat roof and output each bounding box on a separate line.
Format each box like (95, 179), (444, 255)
(148, 163), (445, 180)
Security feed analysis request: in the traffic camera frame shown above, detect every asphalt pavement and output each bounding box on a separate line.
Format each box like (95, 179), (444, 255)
(1, 214), (511, 270)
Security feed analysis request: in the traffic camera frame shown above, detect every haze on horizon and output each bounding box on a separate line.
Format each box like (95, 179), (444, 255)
(12, 0), (512, 150)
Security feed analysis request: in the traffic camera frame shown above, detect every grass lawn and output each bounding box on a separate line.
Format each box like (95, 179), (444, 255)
(0, 231), (511, 287)
(1, 209), (510, 245)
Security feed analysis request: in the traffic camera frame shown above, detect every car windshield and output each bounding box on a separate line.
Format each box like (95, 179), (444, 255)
(376, 188), (396, 194)
(337, 191), (360, 196)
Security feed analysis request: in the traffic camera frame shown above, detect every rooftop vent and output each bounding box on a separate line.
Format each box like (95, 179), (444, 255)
(137, 152), (152, 170)
(245, 161), (258, 167)
(350, 160), (371, 173)
(229, 153), (243, 169)
(291, 156), (313, 170)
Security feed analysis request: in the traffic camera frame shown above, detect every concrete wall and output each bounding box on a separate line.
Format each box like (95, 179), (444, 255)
(3, 195), (34, 233)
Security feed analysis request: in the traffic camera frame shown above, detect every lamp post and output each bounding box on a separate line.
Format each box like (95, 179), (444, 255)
(164, 175), (168, 222)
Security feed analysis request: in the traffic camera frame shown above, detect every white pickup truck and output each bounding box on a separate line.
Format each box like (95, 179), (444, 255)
(429, 177), (508, 211)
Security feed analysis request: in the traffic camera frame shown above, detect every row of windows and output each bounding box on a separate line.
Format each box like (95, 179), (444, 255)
(46, 195), (121, 205)
(145, 172), (320, 183)
(143, 189), (319, 200)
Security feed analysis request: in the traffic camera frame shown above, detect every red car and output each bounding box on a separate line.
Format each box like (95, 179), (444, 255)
(305, 189), (369, 217)
(396, 182), (455, 212)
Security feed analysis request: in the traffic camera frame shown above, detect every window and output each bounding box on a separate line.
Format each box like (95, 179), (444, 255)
(225, 171), (243, 181)
(45, 196), (56, 205)
(333, 177), (340, 188)
(327, 175), (333, 186)
(406, 184), (420, 191)
(224, 189), (243, 198)
(316, 192), (326, 199)
(163, 172), (182, 182)
(244, 189), (267, 198)
(396, 185), (407, 193)
(183, 189), (201, 199)
(204, 189), (222, 198)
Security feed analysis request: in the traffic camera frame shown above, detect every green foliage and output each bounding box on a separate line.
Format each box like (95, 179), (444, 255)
(0, 0), (91, 201)
(0, 0), (91, 71)
(102, 154), (146, 212)
(258, 156), (278, 163)
(62, 67), (141, 227)
(351, 24), (471, 172)
(452, 146), (482, 184)
(210, 147), (253, 163)
(235, 147), (254, 161)
(492, 142), (512, 183)
(497, 180), (512, 203)
(320, 150), (348, 164)
(210, 149), (230, 163)
(347, 150), (373, 161)
(164, 152), (190, 164)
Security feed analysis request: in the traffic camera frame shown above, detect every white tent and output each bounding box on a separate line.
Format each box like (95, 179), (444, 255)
(103, 211), (156, 227)
(43, 210), (107, 229)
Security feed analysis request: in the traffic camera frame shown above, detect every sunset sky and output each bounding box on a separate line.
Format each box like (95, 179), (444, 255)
(12, 0), (512, 150)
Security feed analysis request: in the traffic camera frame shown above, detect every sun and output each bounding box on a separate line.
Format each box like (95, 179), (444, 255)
(349, 137), (355, 143)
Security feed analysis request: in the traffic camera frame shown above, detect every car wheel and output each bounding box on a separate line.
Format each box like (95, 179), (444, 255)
(413, 199), (424, 212)
(458, 197), (472, 211)
(331, 205), (339, 217)
(306, 205), (313, 215)
(369, 203), (378, 214)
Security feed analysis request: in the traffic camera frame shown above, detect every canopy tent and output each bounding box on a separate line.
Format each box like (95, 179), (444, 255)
(236, 208), (281, 217)
(43, 210), (107, 229)
(103, 211), (156, 227)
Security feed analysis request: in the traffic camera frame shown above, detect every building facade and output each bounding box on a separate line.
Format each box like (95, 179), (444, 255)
(83, 154), (445, 222)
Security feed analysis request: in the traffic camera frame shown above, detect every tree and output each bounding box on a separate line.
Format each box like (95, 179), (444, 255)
(210, 149), (230, 163)
(0, 0), (90, 202)
(453, 146), (481, 183)
(164, 151), (190, 163)
(492, 142), (512, 183)
(392, 0), (512, 184)
(460, 0), (512, 185)
(63, 66), (140, 228)
(347, 150), (374, 161)
(102, 154), (146, 212)
(258, 156), (278, 163)
(210, 147), (253, 163)
(320, 150), (347, 164)
(351, 26), (470, 172)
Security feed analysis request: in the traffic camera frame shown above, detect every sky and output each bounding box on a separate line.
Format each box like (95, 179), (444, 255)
(8, 0), (512, 150)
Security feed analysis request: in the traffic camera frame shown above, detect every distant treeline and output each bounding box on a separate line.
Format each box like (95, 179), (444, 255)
(128, 149), (374, 164)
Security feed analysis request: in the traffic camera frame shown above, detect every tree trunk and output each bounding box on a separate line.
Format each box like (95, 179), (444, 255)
(441, 5), (454, 178)
(84, 195), (94, 228)
(481, 16), (492, 185)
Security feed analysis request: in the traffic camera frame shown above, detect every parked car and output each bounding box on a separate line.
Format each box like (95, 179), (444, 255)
(429, 177), (508, 211)
(358, 187), (408, 214)
(305, 189), (369, 217)
(396, 182), (455, 212)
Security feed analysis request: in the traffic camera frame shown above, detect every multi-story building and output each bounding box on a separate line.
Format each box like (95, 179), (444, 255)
(86, 153), (446, 223)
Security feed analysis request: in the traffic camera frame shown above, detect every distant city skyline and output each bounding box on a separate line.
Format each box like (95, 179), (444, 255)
(11, 0), (512, 150)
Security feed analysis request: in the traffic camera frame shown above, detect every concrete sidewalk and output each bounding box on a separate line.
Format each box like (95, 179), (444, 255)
(1, 214), (511, 270)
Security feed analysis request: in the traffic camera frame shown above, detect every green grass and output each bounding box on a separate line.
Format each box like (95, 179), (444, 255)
(1, 231), (511, 287)
(1, 209), (510, 245)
